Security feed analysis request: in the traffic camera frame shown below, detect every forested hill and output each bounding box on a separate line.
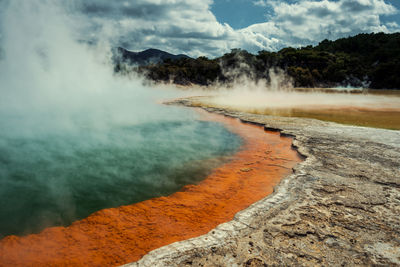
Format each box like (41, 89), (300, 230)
(114, 47), (190, 67)
(123, 33), (400, 89)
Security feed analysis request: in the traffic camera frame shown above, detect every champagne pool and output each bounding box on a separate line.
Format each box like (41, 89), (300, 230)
(0, 115), (241, 238)
(0, 108), (301, 267)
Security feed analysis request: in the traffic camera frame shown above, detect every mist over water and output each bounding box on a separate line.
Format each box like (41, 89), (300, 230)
(0, 120), (241, 238)
(202, 66), (400, 111)
(189, 62), (400, 129)
(206, 88), (400, 111)
(0, 0), (174, 136)
(0, 1), (242, 237)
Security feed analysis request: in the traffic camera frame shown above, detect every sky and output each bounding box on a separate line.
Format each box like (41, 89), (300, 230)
(2, 0), (400, 58)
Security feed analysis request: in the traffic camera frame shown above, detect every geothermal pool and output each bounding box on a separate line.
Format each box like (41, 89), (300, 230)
(0, 109), (301, 266)
(0, 113), (241, 238)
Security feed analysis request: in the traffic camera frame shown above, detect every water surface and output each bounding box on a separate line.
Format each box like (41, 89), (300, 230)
(0, 118), (241, 238)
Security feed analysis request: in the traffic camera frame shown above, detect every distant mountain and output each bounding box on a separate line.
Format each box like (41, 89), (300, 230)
(114, 47), (190, 66)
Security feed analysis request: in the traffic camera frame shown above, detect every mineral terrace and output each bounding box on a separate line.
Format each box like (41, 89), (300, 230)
(126, 98), (400, 267)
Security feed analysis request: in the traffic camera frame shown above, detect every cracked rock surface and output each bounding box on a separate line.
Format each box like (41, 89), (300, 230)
(125, 99), (400, 267)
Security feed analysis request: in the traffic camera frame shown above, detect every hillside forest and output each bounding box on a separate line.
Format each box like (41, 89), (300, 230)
(116, 32), (400, 89)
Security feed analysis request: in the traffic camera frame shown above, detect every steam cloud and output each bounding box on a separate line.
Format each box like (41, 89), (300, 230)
(0, 1), (199, 137)
(196, 52), (400, 113)
(0, 0), (243, 237)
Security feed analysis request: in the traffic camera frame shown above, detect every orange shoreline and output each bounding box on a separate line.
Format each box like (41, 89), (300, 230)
(0, 110), (302, 266)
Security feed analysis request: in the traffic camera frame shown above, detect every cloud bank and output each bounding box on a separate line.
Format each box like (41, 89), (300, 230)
(2, 0), (398, 57)
(68, 0), (398, 57)
(70, 0), (238, 57)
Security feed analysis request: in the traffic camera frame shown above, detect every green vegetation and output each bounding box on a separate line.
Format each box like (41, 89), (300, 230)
(131, 33), (400, 89)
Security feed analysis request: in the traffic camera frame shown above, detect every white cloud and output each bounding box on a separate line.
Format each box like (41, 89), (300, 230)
(71, 0), (240, 57)
(253, 0), (268, 7)
(246, 0), (399, 49)
(65, 0), (400, 56)
(386, 21), (399, 28)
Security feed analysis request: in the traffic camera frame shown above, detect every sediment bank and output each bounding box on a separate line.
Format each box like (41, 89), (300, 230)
(128, 98), (400, 266)
(0, 109), (300, 266)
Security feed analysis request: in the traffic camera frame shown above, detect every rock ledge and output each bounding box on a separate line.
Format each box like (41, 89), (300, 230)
(125, 98), (400, 266)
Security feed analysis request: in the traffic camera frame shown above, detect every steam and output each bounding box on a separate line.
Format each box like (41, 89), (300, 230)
(0, 1), (244, 237)
(0, 0), (190, 138)
(196, 52), (400, 113)
(215, 50), (293, 92)
(205, 87), (400, 112)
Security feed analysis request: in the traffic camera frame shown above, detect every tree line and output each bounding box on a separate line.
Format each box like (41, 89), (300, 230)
(121, 32), (400, 89)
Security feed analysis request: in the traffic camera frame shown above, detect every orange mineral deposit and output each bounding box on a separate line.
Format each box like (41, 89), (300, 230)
(0, 110), (302, 266)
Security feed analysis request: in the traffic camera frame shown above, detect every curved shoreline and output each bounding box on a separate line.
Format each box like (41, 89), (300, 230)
(128, 98), (400, 266)
(0, 108), (300, 266)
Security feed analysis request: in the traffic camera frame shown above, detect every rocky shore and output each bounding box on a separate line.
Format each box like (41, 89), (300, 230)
(127, 98), (400, 266)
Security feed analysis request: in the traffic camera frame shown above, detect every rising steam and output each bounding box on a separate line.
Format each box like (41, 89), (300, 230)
(0, 1), (243, 237)
(0, 0), (192, 138)
(198, 52), (400, 113)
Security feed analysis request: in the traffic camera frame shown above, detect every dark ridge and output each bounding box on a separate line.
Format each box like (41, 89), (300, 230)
(114, 47), (190, 66)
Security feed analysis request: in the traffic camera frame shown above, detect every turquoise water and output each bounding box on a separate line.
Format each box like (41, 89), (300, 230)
(0, 119), (241, 238)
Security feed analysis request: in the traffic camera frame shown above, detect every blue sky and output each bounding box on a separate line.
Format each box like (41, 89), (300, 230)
(383, 0), (400, 24)
(211, 0), (269, 29)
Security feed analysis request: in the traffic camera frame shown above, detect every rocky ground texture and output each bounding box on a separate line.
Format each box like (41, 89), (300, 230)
(125, 98), (400, 267)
